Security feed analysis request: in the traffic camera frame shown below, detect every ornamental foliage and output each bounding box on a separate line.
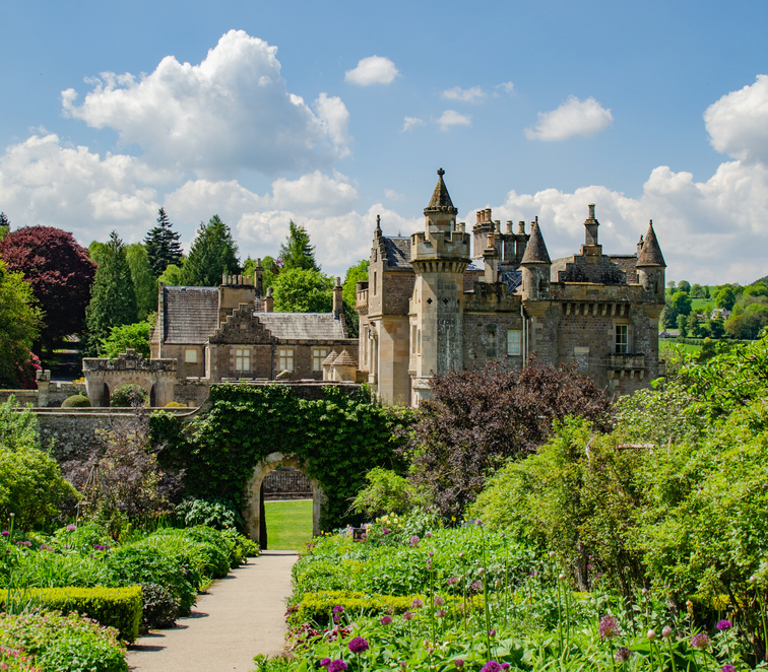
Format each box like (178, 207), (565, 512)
(0, 226), (95, 351)
(272, 267), (334, 313)
(151, 385), (411, 530)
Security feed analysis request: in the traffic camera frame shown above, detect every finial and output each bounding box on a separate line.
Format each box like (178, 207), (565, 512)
(437, 167), (445, 177)
(376, 214), (381, 231)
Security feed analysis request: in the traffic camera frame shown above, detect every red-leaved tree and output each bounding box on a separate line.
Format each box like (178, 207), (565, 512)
(404, 359), (613, 520)
(0, 226), (96, 351)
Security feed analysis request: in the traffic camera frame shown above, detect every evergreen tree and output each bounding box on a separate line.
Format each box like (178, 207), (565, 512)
(126, 244), (158, 320)
(144, 208), (183, 277)
(180, 215), (240, 286)
(85, 231), (138, 355)
(279, 221), (319, 271)
(0, 213), (9, 241)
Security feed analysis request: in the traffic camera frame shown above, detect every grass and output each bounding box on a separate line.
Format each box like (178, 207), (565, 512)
(264, 499), (313, 551)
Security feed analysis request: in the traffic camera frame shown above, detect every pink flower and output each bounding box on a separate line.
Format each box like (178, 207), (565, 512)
(328, 660), (348, 672)
(402, 611), (414, 621)
(380, 615), (393, 625)
(716, 620), (732, 631)
(411, 598), (423, 609)
(434, 595), (445, 606)
(599, 615), (620, 640)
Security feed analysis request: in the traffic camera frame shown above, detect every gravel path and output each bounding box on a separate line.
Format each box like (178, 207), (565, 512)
(128, 550), (297, 672)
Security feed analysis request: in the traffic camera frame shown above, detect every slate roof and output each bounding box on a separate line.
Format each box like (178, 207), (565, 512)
(256, 313), (347, 340)
(520, 221), (551, 264)
(163, 286), (219, 344)
(383, 237), (412, 269)
(636, 222), (666, 267)
(425, 168), (458, 214)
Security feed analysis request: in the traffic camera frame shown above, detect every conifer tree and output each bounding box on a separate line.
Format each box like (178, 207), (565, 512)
(144, 207), (182, 277)
(0, 213), (9, 241)
(279, 221), (319, 272)
(180, 215), (240, 287)
(85, 231), (138, 356)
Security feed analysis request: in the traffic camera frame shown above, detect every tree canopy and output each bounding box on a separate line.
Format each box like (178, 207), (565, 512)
(144, 208), (183, 277)
(180, 215), (240, 286)
(272, 267), (333, 313)
(0, 260), (41, 387)
(126, 244), (158, 320)
(0, 212), (9, 240)
(0, 226), (96, 351)
(280, 221), (319, 272)
(84, 231), (138, 356)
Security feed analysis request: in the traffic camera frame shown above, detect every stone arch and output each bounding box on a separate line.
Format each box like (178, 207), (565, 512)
(244, 452), (326, 548)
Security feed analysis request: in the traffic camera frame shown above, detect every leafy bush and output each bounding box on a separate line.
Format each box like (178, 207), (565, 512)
(0, 610), (127, 672)
(61, 394), (91, 408)
(351, 467), (425, 518)
(165, 401), (186, 407)
(174, 497), (240, 530)
(98, 321), (151, 360)
(140, 582), (179, 629)
(146, 527), (230, 578)
(109, 383), (148, 408)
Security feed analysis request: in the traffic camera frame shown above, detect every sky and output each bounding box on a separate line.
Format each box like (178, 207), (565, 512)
(1, 1), (768, 284)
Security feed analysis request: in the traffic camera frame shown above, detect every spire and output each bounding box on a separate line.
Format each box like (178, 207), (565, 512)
(520, 217), (551, 264)
(424, 168), (458, 215)
(636, 220), (666, 267)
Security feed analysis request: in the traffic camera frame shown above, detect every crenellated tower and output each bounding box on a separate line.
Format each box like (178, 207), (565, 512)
(409, 168), (471, 404)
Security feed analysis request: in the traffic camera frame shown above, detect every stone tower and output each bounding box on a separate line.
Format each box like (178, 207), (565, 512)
(409, 169), (471, 404)
(635, 220), (666, 303)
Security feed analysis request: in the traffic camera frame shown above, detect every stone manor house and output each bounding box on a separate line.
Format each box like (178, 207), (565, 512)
(356, 169), (666, 406)
(71, 168), (665, 408)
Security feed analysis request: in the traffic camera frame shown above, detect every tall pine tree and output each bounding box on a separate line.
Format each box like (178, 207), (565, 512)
(144, 208), (182, 277)
(180, 215), (240, 287)
(85, 231), (138, 356)
(279, 221), (319, 271)
(0, 213), (9, 241)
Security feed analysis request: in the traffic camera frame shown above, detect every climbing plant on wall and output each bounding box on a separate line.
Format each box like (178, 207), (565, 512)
(150, 384), (412, 531)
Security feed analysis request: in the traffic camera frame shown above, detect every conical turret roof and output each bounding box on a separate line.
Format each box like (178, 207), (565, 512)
(424, 168), (458, 215)
(520, 219), (551, 265)
(636, 221), (666, 267)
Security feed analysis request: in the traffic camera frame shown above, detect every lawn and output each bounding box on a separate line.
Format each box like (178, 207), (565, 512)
(264, 499), (313, 551)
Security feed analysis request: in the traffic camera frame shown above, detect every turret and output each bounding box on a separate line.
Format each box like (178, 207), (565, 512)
(636, 220), (666, 301)
(520, 218), (551, 301)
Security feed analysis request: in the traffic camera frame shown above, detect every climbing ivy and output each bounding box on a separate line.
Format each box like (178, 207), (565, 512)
(150, 385), (412, 531)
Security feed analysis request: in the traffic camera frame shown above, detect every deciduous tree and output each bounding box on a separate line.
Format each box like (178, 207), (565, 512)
(180, 215), (240, 286)
(126, 244), (158, 320)
(0, 226), (96, 351)
(0, 260), (41, 387)
(272, 267), (333, 313)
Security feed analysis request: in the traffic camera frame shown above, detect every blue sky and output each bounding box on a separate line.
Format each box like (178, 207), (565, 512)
(2, 1), (768, 283)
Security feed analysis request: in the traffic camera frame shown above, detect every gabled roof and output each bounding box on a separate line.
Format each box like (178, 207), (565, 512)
(636, 222), (666, 267)
(163, 286), (219, 344)
(424, 168), (458, 215)
(520, 221), (551, 264)
(256, 313), (347, 340)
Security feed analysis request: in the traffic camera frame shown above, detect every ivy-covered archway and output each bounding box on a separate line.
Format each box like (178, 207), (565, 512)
(152, 383), (411, 538)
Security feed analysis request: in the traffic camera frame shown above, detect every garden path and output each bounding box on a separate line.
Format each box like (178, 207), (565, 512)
(127, 550), (297, 672)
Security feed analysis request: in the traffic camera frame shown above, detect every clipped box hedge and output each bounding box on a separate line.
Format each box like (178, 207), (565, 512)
(1, 586), (142, 643)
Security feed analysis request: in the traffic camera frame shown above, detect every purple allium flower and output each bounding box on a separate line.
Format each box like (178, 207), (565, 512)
(348, 637), (369, 654)
(434, 595), (445, 606)
(1, 531), (8, 537)
(691, 633), (711, 650)
(382, 528), (391, 535)
(662, 626), (673, 639)
(380, 615), (393, 625)
(66, 524), (76, 531)
(402, 611), (414, 621)
(409, 535), (420, 547)
(489, 629), (496, 637)
(599, 615), (620, 640)
(447, 576), (459, 586)
(587, 563), (594, 570)
(333, 615), (340, 623)
(475, 519), (483, 526)
(411, 598), (424, 609)
(717, 620), (733, 631)
(332, 605), (345, 614)
(480, 662), (501, 672)
(471, 581), (482, 592)
(501, 665), (510, 671)
(454, 661), (465, 669)
(721, 666), (736, 672)
(615, 647), (632, 663)
(530, 570), (537, 577)
(436, 609), (447, 618)
(328, 660), (348, 672)
(428, 551), (434, 557)
(320, 659), (331, 667)
(425, 532), (433, 538)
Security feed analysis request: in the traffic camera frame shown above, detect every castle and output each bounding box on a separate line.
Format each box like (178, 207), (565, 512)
(356, 169), (666, 406)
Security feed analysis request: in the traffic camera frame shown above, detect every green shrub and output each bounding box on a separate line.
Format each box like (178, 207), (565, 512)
(6, 550), (109, 589)
(164, 401), (186, 407)
(0, 610), (127, 672)
(0, 586), (142, 643)
(109, 383), (148, 407)
(174, 497), (240, 531)
(61, 394), (91, 408)
(222, 527), (259, 561)
(140, 582), (179, 629)
(147, 527), (230, 578)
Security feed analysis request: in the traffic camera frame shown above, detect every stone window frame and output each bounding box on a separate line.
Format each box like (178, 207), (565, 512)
(615, 324), (629, 354)
(184, 348), (198, 364)
(506, 329), (522, 356)
(312, 347), (328, 372)
(235, 348), (251, 372)
(279, 347), (295, 372)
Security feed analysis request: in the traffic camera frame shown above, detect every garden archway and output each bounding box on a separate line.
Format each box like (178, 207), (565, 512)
(245, 452), (326, 548)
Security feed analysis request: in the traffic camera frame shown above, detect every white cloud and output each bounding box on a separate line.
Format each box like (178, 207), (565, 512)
(344, 56), (399, 86)
(61, 30), (350, 178)
(441, 86), (486, 103)
(496, 81), (515, 95)
(525, 95), (613, 141)
(704, 74), (768, 163)
(436, 110), (472, 131)
(385, 189), (404, 201)
(402, 116), (424, 132)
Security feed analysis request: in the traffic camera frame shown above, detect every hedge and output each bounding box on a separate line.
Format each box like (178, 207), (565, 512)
(0, 586), (142, 643)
